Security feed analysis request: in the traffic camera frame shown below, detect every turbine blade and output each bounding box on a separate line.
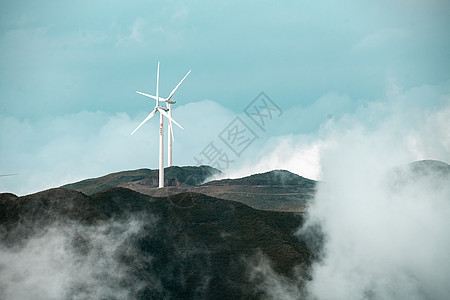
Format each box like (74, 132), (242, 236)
(169, 120), (174, 141)
(158, 108), (184, 130)
(136, 91), (159, 101)
(156, 62), (160, 105)
(167, 70), (191, 101)
(131, 109), (157, 135)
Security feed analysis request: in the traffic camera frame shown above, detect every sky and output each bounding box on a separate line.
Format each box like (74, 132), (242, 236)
(1, 0), (450, 194)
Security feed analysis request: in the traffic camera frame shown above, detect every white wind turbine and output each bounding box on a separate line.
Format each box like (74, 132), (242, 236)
(165, 70), (191, 166)
(131, 61), (185, 188)
(136, 67), (191, 167)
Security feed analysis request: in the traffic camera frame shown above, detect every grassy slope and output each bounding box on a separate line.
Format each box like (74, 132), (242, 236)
(63, 167), (317, 212)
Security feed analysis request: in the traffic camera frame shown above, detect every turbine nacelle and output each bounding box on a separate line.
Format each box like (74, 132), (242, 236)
(165, 99), (176, 104)
(156, 105), (169, 112)
(135, 92), (177, 105)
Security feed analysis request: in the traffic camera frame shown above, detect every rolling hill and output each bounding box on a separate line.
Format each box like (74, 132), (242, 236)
(62, 165), (221, 195)
(63, 166), (316, 212)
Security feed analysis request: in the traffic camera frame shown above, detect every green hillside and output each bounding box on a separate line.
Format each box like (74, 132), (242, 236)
(62, 165), (221, 195)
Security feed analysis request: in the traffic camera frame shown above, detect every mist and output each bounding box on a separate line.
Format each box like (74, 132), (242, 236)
(0, 218), (150, 300)
(238, 81), (450, 299)
(300, 88), (450, 298)
(303, 131), (450, 299)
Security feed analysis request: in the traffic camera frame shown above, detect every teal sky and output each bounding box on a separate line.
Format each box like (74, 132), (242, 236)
(1, 0), (449, 194)
(1, 0), (449, 117)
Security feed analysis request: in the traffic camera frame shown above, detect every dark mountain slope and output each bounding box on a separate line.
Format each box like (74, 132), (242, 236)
(0, 187), (315, 299)
(407, 159), (450, 177)
(0, 188), (103, 245)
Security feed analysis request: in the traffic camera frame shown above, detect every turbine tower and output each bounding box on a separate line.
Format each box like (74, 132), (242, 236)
(132, 62), (184, 188)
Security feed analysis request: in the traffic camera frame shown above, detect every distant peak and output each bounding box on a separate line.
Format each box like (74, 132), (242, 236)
(204, 169), (316, 187)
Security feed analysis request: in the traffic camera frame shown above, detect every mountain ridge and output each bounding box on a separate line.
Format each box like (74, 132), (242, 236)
(61, 166), (317, 212)
(0, 185), (315, 298)
(204, 169), (316, 187)
(62, 165), (221, 195)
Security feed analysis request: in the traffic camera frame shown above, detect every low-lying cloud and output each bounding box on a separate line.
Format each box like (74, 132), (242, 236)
(0, 99), (235, 195)
(224, 81), (450, 181)
(0, 218), (149, 300)
(242, 81), (450, 299)
(247, 251), (305, 300)
(302, 129), (450, 299)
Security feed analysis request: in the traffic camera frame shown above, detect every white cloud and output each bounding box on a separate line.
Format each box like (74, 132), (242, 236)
(239, 81), (450, 299)
(302, 128), (450, 299)
(224, 135), (323, 180)
(238, 83), (450, 300)
(0, 100), (235, 195)
(247, 252), (304, 300)
(0, 219), (148, 300)
(293, 83), (450, 299)
(1, 81), (448, 196)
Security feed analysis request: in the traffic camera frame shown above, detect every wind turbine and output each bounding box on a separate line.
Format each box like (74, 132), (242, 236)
(166, 70), (191, 166)
(136, 67), (191, 167)
(131, 62), (184, 188)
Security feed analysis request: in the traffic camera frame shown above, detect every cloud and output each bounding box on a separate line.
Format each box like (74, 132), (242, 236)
(302, 142), (450, 299)
(2, 0), (449, 120)
(296, 84), (450, 299)
(247, 251), (304, 300)
(406, 106), (450, 161)
(237, 81), (450, 299)
(221, 81), (449, 180)
(223, 135), (323, 180)
(1, 80), (448, 196)
(0, 218), (148, 300)
(0, 100), (235, 195)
